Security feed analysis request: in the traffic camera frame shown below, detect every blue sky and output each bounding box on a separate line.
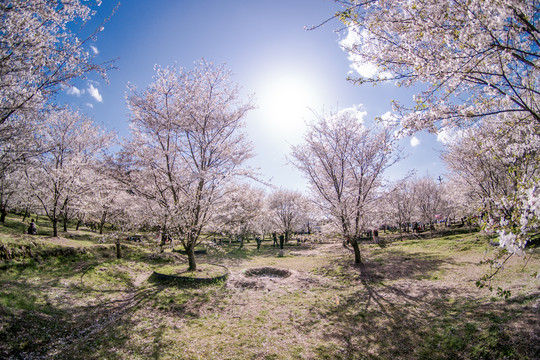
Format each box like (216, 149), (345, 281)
(62, 0), (447, 191)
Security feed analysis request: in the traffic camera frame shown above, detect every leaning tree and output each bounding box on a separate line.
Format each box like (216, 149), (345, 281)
(119, 60), (254, 270)
(291, 110), (400, 264)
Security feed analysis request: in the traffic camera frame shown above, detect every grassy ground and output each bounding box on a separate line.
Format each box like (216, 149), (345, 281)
(0, 217), (539, 359)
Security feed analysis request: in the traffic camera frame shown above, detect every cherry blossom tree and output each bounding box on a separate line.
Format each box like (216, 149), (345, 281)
(335, 0), (540, 256)
(0, 113), (38, 221)
(337, 0), (540, 131)
(413, 176), (447, 230)
(291, 109), (400, 264)
(24, 107), (113, 237)
(81, 170), (128, 234)
(0, 0), (113, 124)
(119, 61), (254, 270)
(442, 117), (540, 255)
(213, 183), (265, 248)
(383, 178), (417, 236)
(440, 178), (477, 226)
(267, 189), (309, 243)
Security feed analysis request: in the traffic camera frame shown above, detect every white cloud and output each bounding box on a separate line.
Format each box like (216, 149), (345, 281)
(66, 86), (83, 97)
(339, 26), (392, 80)
(85, 103), (94, 109)
(336, 105), (367, 124)
(87, 83), (103, 103)
(437, 128), (465, 145)
(90, 45), (99, 55)
(410, 136), (420, 147)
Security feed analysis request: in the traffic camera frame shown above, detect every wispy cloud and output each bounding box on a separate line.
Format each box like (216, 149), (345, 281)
(90, 45), (99, 55)
(410, 136), (420, 147)
(66, 86), (83, 97)
(87, 83), (103, 103)
(85, 103), (94, 109)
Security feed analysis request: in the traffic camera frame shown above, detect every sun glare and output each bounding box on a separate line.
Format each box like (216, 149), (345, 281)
(260, 75), (319, 133)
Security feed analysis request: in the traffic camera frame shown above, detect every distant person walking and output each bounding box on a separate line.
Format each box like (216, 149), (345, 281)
(272, 232), (278, 247)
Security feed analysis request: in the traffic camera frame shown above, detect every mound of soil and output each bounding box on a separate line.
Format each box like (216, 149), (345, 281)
(244, 266), (291, 278)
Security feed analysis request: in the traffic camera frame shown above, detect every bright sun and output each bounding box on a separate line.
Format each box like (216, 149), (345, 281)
(260, 75), (320, 131)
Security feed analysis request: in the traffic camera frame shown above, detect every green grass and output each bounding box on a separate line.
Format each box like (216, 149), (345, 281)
(0, 225), (539, 359)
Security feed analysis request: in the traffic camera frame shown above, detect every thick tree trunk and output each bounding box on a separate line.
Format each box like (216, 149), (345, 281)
(350, 238), (362, 264)
(0, 207), (6, 223)
(63, 216), (68, 232)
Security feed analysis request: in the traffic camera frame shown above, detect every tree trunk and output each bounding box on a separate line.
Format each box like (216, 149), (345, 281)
(76, 220), (81, 231)
(99, 211), (107, 235)
(52, 218), (58, 237)
(0, 207), (6, 223)
(116, 238), (122, 259)
(238, 235), (244, 249)
(63, 216), (68, 232)
(187, 245), (196, 271)
(351, 238), (362, 264)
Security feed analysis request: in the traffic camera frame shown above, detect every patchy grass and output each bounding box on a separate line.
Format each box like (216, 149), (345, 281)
(0, 226), (539, 359)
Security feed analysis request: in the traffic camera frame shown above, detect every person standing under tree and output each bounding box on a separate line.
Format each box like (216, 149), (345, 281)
(28, 219), (37, 235)
(279, 234), (284, 250)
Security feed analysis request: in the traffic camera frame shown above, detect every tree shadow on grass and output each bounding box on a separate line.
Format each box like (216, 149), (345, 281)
(0, 269), (228, 360)
(196, 244), (302, 268)
(313, 254), (540, 359)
